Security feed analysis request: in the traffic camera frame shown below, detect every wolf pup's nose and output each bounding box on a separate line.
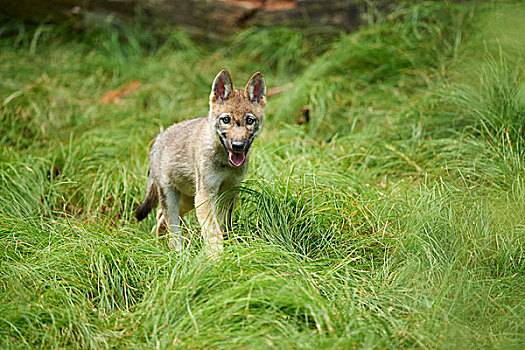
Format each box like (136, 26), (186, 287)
(232, 141), (245, 152)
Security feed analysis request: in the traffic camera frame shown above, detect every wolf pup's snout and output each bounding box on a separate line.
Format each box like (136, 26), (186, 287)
(231, 141), (245, 151)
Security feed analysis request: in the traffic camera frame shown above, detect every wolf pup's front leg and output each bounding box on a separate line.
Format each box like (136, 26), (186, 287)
(195, 188), (223, 253)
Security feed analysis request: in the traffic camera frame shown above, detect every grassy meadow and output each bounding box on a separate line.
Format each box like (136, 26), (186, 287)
(1, 1), (524, 348)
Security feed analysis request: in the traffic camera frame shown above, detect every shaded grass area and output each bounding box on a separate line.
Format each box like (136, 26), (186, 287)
(1, 1), (524, 348)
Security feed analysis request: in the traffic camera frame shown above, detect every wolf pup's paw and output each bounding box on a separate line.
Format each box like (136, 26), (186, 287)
(168, 237), (184, 252)
(205, 242), (223, 260)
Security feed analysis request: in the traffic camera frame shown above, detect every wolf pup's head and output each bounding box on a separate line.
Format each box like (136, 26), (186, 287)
(209, 69), (266, 167)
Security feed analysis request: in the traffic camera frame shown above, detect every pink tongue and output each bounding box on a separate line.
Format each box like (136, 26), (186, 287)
(228, 150), (246, 166)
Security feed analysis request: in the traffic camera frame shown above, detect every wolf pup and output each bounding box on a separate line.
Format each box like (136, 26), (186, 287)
(135, 69), (266, 253)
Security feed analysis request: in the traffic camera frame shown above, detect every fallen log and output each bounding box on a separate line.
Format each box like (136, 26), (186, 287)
(1, 0), (376, 38)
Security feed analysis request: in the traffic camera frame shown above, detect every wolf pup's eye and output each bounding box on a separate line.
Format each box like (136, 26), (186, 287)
(246, 116), (255, 125)
(221, 116), (231, 124)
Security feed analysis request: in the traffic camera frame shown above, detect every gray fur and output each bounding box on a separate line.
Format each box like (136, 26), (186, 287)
(135, 70), (266, 254)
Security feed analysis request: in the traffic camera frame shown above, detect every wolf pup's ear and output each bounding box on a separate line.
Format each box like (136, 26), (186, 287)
(211, 69), (233, 104)
(245, 71), (266, 105)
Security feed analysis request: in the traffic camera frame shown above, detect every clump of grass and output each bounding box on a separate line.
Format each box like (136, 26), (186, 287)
(0, 212), (168, 348)
(223, 27), (325, 79)
(232, 179), (380, 260)
(268, 2), (470, 136)
(449, 55), (525, 187)
(393, 179), (525, 348)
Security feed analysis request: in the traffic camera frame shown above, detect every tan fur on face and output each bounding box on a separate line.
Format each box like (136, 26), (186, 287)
(212, 90), (265, 142)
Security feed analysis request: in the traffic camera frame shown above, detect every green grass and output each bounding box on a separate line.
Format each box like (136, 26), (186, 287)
(1, 1), (524, 348)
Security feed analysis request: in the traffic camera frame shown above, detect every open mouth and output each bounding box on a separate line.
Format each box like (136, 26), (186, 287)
(227, 150), (246, 167)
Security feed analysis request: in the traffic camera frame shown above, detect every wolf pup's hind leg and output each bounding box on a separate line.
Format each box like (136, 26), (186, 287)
(158, 186), (184, 251)
(153, 208), (168, 236)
